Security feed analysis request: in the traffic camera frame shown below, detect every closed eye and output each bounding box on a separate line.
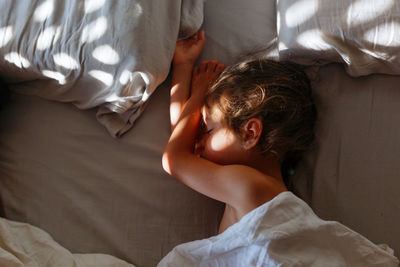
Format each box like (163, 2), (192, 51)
(199, 120), (212, 135)
(199, 120), (206, 132)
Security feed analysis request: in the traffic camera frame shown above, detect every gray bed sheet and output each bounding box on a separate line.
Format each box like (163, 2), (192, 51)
(0, 1), (278, 266)
(0, 79), (224, 267)
(0, 80), (228, 266)
(298, 63), (400, 257)
(1, 1), (400, 266)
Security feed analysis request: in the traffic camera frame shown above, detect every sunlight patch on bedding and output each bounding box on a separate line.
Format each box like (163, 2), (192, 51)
(142, 90), (150, 101)
(4, 52), (31, 68)
(104, 93), (120, 102)
(81, 16), (107, 43)
(0, 26), (13, 48)
(34, 0), (54, 22)
(277, 9), (281, 33)
(85, 0), (106, 14)
(347, 0), (393, 26)
(297, 29), (331, 50)
(359, 48), (389, 60)
(42, 70), (66, 85)
(140, 72), (150, 86)
(140, 72), (150, 101)
(131, 3), (143, 17)
(92, 45), (120, 65)
(285, 0), (318, 27)
(363, 22), (400, 47)
(53, 53), (79, 70)
(340, 53), (351, 65)
(119, 70), (149, 98)
(279, 42), (289, 51)
(119, 70), (149, 85)
(119, 70), (132, 85)
(89, 70), (113, 86)
(36, 26), (61, 50)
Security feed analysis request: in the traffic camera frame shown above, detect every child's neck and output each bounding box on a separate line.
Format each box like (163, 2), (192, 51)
(244, 151), (283, 183)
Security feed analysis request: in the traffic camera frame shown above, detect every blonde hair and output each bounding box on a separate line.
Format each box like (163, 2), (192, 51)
(205, 59), (317, 162)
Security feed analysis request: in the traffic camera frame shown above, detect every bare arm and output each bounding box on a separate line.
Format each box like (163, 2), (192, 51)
(163, 93), (277, 207)
(163, 33), (282, 208)
(164, 89), (234, 203)
(165, 55), (248, 206)
(170, 63), (193, 132)
(170, 31), (205, 132)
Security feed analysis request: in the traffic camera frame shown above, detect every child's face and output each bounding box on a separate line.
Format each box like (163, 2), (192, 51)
(195, 105), (244, 165)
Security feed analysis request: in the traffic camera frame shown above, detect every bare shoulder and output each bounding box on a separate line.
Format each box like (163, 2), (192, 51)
(216, 164), (287, 211)
(163, 150), (286, 212)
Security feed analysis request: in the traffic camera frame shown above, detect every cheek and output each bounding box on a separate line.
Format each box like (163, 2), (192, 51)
(201, 130), (241, 165)
(208, 130), (236, 151)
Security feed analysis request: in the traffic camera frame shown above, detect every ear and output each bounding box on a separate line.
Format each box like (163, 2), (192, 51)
(241, 118), (263, 150)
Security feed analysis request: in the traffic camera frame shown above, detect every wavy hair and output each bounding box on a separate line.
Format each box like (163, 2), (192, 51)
(204, 59), (317, 164)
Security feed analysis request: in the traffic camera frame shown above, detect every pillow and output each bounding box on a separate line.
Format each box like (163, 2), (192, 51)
(277, 0), (400, 77)
(199, 0), (279, 66)
(0, 0), (204, 137)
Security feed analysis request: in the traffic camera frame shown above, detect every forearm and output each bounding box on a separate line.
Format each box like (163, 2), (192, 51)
(163, 95), (203, 174)
(170, 63), (194, 132)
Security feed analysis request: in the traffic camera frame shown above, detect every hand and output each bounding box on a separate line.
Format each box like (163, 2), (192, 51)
(173, 31), (206, 66)
(191, 60), (225, 100)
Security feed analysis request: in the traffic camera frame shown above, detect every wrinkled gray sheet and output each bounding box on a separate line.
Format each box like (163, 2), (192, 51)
(0, 0), (203, 137)
(277, 0), (400, 76)
(1, 0), (400, 266)
(295, 63), (400, 259)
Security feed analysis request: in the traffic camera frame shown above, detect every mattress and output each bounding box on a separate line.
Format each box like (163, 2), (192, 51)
(297, 63), (400, 256)
(1, 0), (400, 266)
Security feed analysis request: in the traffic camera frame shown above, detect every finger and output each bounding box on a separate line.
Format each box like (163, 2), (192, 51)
(200, 61), (208, 72)
(183, 33), (196, 44)
(176, 39), (185, 45)
(207, 60), (219, 72)
(193, 31), (198, 41)
(205, 61), (213, 72)
(193, 66), (200, 76)
(199, 30), (205, 41)
(196, 30), (206, 47)
(216, 63), (226, 73)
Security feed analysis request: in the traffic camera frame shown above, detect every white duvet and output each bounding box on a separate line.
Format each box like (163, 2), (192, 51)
(0, 0), (204, 137)
(158, 192), (399, 267)
(0, 217), (135, 267)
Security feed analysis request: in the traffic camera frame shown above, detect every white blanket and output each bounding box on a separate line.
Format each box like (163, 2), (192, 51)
(158, 192), (399, 266)
(0, 217), (135, 267)
(0, 0), (204, 137)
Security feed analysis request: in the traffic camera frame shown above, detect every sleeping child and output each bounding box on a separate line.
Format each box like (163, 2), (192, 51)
(160, 31), (399, 266)
(163, 30), (316, 234)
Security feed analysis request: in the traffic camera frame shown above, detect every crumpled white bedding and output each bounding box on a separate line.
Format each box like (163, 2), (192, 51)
(277, 0), (400, 77)
(0, 217), (135, 267)
(0, 0), (204, 137)
(158, 192), (399, 267)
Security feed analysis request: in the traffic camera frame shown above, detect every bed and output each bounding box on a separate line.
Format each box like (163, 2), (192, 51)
(0, 0), (399, 266)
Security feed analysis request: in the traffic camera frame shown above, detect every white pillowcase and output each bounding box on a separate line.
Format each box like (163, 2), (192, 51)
(200, 0), (278, 65)
(0, 0), (204, 137)
(277, 0), (400, 76)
